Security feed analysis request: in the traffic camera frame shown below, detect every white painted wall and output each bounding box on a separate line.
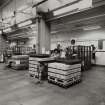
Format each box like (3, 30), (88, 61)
(95, 51), (105, 65)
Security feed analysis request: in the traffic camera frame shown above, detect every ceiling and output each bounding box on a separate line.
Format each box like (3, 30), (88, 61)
(50, 3), (105, 33)
(0, 0), (11, 9)
(0, 0), (105, 33)
(51, 15), (105, 33)
(0, 0), (6, 7)
(51, 16), (105, 33)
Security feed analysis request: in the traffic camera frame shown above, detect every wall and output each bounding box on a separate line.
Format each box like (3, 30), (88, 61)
(0, 0), (36, 27)
(25, 36), (36, 48)
(0, 35), (6, 54)
(51, 28), (105, 66)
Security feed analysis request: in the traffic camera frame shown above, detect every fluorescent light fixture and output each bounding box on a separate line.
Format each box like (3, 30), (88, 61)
(18, 20), (32, 27)
(54, 4), (78, 16)
(83, 26), (101, 31)
(53, 0), (92, 16)
(3, 28), (12, 33)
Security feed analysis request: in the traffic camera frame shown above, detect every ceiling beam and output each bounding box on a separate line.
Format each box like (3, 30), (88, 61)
(0, 0), (12, 10)
(47, 4), (105, 23)
(32, 0), (48, 8)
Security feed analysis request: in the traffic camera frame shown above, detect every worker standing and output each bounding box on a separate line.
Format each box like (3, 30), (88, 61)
(32, 44), (36, 54)
(91, 45), (96, 65)
(54, 44), (62, 58)
(36, 62), (44, 84)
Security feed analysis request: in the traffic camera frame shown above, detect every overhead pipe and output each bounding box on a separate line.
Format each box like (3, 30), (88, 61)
(32, 0), (48, 8)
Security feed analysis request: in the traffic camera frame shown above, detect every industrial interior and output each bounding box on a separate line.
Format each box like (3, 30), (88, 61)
(0, 0), (105, 105)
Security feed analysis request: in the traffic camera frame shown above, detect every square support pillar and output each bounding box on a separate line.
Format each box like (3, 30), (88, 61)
(37, 17), (51, 54)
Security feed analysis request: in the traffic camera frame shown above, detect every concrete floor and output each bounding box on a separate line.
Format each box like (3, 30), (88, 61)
(0, 64), (105, 105)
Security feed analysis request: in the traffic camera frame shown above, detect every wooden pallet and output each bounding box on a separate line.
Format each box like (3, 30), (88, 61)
(48, 75), (81, 88)
(29, 69), (39, 78)
(29, 69), (48, 80)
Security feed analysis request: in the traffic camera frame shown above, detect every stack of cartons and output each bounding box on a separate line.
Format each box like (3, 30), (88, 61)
(29, 57), (48, 79)
(48, 62), (81, 87)
(29, 57), (39, 77)
(11, 55), (29, 70)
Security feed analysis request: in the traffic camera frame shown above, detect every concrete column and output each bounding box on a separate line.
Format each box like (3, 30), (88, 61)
(37, 16), (51, 54)
(35, 18), (39, 54)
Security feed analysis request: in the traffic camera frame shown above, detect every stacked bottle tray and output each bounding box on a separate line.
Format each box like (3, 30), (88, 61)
(29, 57), (39, 77)
(29, 57), (48, 79)
(48, 62), (81, 87)
(11, 55), (29, 70)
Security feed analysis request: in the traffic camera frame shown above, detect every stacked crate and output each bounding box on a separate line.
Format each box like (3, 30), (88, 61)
(48, 62), (81, 87)
(11, 55), (29, 70)
(29, 57), (48, 79)
(29, 57), (39, 78)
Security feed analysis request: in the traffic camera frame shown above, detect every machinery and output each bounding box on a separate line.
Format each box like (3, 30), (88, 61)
(65, 45), (93, 70)
(51, 45), (93, 71)
(4, 45), (31, 70)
